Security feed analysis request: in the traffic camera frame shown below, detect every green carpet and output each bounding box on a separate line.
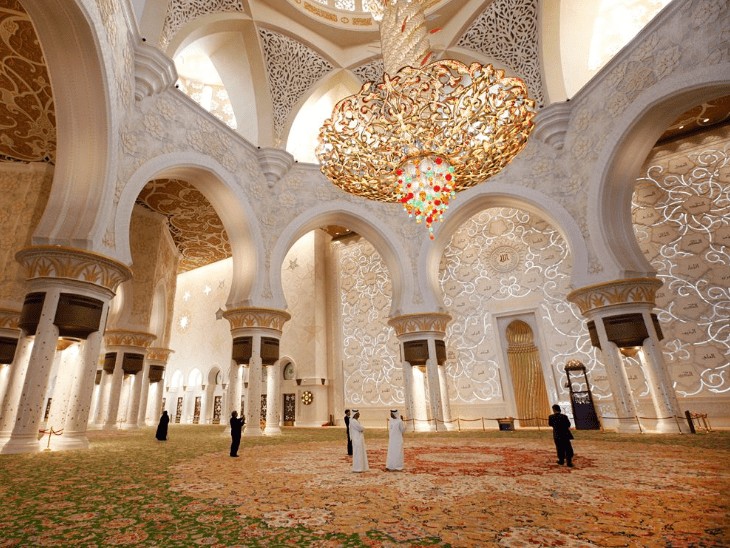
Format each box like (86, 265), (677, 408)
(0, 426), (728, 547)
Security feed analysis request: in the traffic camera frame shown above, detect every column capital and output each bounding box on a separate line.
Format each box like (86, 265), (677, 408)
(388, 312), (452, 338)
(146, 347), (174, 364)
(566, 277), (663, 316)
(222, 307), (291, 335)
(15, 246), (131, 294)
(104, 330), (157, 350)
(0, 308), (21, 338)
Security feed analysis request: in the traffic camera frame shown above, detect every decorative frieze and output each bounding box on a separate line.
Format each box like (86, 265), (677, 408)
(15, 246), (131, 294)
(104, 330), (157, 349)
(566, 278), (663, 315)
(222, 307), (291, 333)
(146, 347), (174, 364)
(388, 312), (452, 337)
(0, 309), (20, 331)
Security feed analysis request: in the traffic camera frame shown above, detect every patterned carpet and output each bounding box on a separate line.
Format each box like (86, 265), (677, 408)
(0, 426), (728, 547)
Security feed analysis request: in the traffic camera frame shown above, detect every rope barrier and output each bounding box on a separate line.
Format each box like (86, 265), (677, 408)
(38, 426), (63, 451)
(396, 412), (703, 434)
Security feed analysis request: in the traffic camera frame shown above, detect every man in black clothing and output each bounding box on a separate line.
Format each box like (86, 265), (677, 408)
(344, 409), (353, 456)
(548, 404), (574, 467)
(230, 410), (244, 457)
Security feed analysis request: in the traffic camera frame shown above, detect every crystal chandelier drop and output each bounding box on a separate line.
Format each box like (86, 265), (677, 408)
(316, 0), (536, 239)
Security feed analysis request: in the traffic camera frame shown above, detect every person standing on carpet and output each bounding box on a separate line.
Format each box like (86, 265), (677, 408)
(344, 409), (353, 456)
(349, 410), (369, 472)
(549, 404), (574, 467)
(155, 410), (169, 441)
(386, 409), (406, 471)
(230, 410), (244, 457)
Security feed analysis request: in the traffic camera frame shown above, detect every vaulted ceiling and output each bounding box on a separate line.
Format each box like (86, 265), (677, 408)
(1, 0), (728, 274)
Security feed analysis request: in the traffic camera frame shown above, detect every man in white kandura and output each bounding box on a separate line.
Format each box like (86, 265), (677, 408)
(386, 409), (406, 471)
(349, 410), (369, 472)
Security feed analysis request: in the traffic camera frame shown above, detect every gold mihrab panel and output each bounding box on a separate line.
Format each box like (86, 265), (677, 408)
(136, 179), (231, 273)
(0, 1), (56, 163)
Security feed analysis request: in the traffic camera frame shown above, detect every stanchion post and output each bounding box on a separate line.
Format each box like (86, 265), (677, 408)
(684, 410), (696, 434)
(636, 414), (643, 433)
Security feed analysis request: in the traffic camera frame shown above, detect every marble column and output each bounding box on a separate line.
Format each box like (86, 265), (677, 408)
(54, 328), (107, 450)
(45, 340), (79, 435)
(93, 368), (112, 426)
(1, 287), (61, 453)
(102, 331), (156, 430)
(388, 313), (452, 434)
(567, 278), (670, 434)
(223, 359), (240, 435)
(0, 336), (34, 445)
(640, 310), (690, 433)
(222, 308), (291, 439)
(245, 354), (263, 437)
(264, 361), (282, 435)
(400, 360), (415, 432)
(122, 370), (144, 429)
(102, 350), (125, 429)
(2, 246), (130, 453)
(137, 362), (151, 426)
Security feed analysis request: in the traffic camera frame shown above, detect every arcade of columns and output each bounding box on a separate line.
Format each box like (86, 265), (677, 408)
(0, 242), (689, 454)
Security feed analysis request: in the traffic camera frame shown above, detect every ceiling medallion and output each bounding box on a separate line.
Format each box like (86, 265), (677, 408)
(317, 0), (535, 239)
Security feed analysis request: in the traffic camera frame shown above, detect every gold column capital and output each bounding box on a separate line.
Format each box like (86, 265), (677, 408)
(0, 308), (21, 331)
(566, 277), (663, 316)
(146, 347), (174, 363)
(388, 312), (452, 337)
(222, 307), (291, 335)
(104, 330), (157, 350)
(15, 246), (131, 294)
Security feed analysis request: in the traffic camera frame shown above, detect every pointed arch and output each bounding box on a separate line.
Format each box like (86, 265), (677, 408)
(270, 199), (412, 317)
(588, 64), (730, 283)
(115, 151), (264, 310)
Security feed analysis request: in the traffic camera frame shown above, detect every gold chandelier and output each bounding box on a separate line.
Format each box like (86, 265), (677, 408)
(316, 0), (536, 238)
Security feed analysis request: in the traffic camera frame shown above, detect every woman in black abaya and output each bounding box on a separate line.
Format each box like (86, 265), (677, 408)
(155, 410), (169, 441)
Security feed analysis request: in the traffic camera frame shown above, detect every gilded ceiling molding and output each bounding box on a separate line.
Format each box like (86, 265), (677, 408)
(456, 0), (545, 107)
(388, 312), (452, 337)
(566, 278), (664, 316)
(222, 307), (291, 333)
(146, 347), (174, 364)
(15, 246), (132, 294)
(160, 0), (244, 50)
(0, 309), (21, 331)
(104, 330), (157, 349)
(258, 28), (334, 146)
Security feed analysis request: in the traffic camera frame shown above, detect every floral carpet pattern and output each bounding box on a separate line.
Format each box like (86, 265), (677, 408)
(0, 426), (728, 547)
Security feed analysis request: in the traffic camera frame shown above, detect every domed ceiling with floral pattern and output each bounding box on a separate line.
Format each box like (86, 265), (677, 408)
(0, 0), (728, 273)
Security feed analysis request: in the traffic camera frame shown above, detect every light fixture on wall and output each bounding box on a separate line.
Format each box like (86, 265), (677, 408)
(317, 0), (535, 239)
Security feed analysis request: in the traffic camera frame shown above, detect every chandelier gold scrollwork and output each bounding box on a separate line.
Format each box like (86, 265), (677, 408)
(316, 0), (536, 238)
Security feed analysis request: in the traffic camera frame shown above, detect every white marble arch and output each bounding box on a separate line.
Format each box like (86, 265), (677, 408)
(423, 183), (590, 309)
(23, 0), (119, 252)
(269, 200), (413, 316)
(114, 151), (263, 310)
(588, 63), (730, 285)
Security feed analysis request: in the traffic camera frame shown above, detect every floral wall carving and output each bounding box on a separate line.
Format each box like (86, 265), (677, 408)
(136, 178), (230, 273)
(337, 238), (402, 407)
(0, 163), (52, 308)
(258, 29), (333, 146)
(633, 131), (730, 397)
(159, 0), (244, 50)
(0, 2), (56, 163)
(438, 208), (604, 406)
(456, 0), (545, 107)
